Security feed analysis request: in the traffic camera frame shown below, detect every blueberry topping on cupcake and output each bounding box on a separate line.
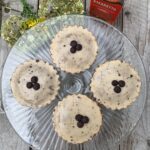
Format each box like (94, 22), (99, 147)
(26, 82), (33, 89)
(77, 122), (84, 128)
(112, 80), (126, 93)
(26, 76), (40, 90)
(76, 44), (82, 51)
(114, 86), (121, 93)
(33, 83), (40, 90)
(75, 114), (90, 128)
(70, 40), (77, 48)
(118, 80), (125, 87)
(112, 80), (119, 86)
(70, 40), (82, 54)
(31, 76), (38, 83)
(70, 47), (77, 53)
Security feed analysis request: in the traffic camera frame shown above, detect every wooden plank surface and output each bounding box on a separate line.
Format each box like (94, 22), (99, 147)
(119, 0), (150, 150)
(0, 0), (38, 149)
(0, 0), (150, 150)
(0, 113), (29, 150)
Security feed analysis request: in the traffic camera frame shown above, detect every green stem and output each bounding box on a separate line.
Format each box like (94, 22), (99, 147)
(21, 0), (37, 19)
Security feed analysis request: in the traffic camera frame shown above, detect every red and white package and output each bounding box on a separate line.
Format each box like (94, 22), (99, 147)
(85, 0), (124, 24)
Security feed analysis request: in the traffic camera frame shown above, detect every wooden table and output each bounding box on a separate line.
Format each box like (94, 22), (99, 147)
(0, 0), (150, 149)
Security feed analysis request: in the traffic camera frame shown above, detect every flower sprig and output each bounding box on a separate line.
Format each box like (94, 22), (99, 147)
(1, 0), (84, 46)
(21, 0), (37, 19)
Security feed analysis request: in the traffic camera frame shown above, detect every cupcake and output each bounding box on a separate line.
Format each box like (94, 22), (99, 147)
(10, 60), (60, 108)
(90, 60), (141, 110)
(50, 26), (98, 73)
(52, 94), (102, 144)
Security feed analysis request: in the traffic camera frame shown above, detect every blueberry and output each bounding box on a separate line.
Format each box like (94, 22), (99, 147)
(33, 83), (40, 90)
(70, 47), (76, 53)
(70, 40), (77, 48)
(31, 76), (38, 83)
(112, 80), (119, 86)
(119, 80), (125, 87)
(76, 44), (82, 51)
(75, 114), (83, 122)
(26, 82), (33, 89)
(77, 122), (84, 128)
(114, 86), (121, 93)
(82, 116), (89, 124)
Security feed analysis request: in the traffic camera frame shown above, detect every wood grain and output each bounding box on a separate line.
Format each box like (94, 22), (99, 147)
(123, 0), (149, 56)
(0, 0), (38, 110)
(0, 114), (29, 150)
(119, 0), (150, 149)
(0, 0), (38, 149)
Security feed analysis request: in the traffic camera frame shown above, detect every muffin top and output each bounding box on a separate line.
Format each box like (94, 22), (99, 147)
(11, 60), (60, 108)
(90, 60), (141, 110)
(50, 26), (98, 73)
(52, 94), (102, 144)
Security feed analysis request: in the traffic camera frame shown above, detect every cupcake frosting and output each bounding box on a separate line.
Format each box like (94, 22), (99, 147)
(52, 94), (102, 144)
(11, 60), (60, 108)
(50, 26), (98, 73)
(90, 60), (141, 110)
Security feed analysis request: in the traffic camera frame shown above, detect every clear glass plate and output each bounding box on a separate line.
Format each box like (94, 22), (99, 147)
(1, 15), (147, 150)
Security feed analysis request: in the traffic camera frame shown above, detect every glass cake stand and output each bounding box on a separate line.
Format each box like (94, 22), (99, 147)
(1, 15), (147, 150)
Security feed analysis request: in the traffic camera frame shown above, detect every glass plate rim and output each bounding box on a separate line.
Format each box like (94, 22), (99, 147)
(1, 14), (148, 149)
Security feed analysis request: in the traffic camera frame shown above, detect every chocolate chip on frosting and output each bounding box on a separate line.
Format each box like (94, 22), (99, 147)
(130, 75), (133, 78)
(36, 59), (39, 62)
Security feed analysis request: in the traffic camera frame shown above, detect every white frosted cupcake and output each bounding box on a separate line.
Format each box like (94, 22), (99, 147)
(50, 26), (98, 73)
(52, 94), (102, 144)
(11, 60), (60, 108)
(90, 60), (141, 110)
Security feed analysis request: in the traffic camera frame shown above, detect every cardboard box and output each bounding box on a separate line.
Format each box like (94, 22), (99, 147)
(89, 0), (124, 24)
